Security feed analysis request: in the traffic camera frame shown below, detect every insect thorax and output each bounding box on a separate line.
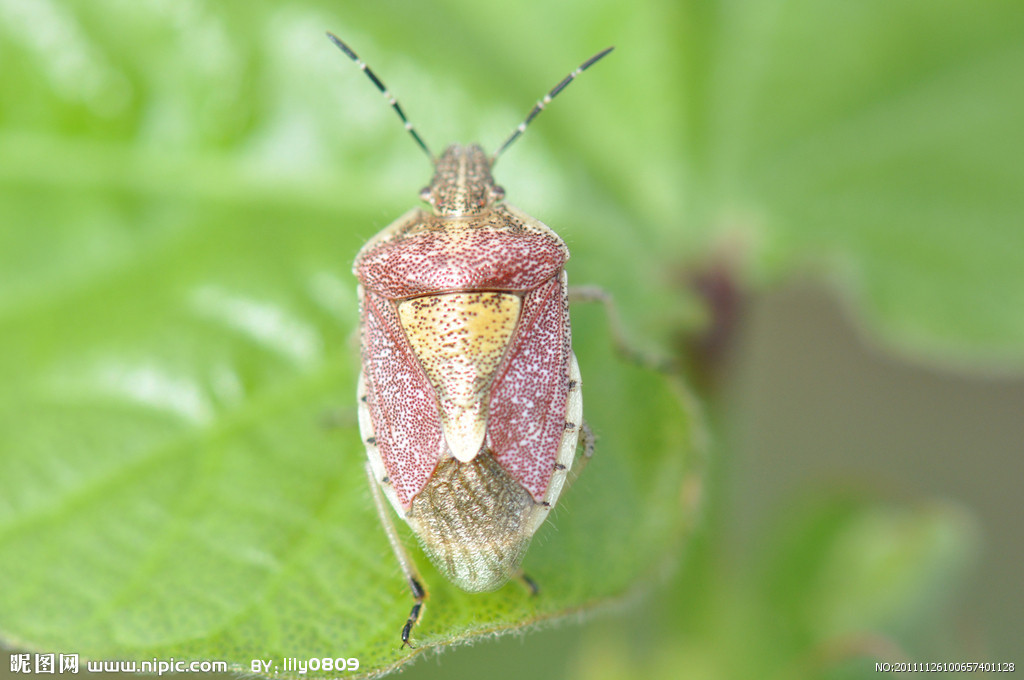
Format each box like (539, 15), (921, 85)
(421, 144), (505, 217)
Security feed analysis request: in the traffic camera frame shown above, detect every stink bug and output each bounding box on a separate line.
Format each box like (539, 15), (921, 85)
(329, 32), (613, 646)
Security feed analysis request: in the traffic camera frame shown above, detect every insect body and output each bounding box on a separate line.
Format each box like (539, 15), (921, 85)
(330, 32), (611, 645)
(355, 145), (582, 591)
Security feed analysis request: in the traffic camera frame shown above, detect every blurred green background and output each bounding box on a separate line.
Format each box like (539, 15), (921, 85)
(1, 0), (1022, 678)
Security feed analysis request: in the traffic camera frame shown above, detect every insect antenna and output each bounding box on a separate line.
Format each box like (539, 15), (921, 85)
(493, 46), (614, 161)
(326, 32), (434, 162)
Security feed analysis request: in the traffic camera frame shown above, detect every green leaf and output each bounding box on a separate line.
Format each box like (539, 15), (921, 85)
(690, 0), (1024, 369)
(0, 227), (696, 674)
(0, 2), (700, 677)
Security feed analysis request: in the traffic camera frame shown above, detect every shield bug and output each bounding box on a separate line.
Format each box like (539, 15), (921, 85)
(328, 32), (612, 646)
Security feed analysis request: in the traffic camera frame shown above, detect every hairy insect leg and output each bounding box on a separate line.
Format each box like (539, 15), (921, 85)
(568, 285), (678, 373)
(364, 462), (426, 648)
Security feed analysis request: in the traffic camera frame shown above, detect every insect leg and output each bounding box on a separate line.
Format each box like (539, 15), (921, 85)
(516, 571), (540, 597)
(568, 285), (678, 373)
(364, 462), (426, 647)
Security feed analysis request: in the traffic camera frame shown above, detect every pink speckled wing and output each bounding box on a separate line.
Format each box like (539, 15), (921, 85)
(486, 275), (571, 502)
(361, 289), (447, 508)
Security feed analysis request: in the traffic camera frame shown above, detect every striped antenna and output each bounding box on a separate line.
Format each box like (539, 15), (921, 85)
(494, 46), (614, 160)
(326, 32), (434, 161)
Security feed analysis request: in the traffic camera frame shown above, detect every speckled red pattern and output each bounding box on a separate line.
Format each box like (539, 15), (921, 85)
(356, 201), (572, 508)
(355, 211), (567, 299)
(361, 289), (446, 507)
(486, 277), (570, 502)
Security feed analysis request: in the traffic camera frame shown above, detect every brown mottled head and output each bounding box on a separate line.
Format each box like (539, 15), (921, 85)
(419, 144), (506, 218)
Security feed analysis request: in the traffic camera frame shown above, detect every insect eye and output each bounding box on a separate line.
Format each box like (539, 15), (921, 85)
(419, 187), (433, 204)
(491, 185), (506, 201)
